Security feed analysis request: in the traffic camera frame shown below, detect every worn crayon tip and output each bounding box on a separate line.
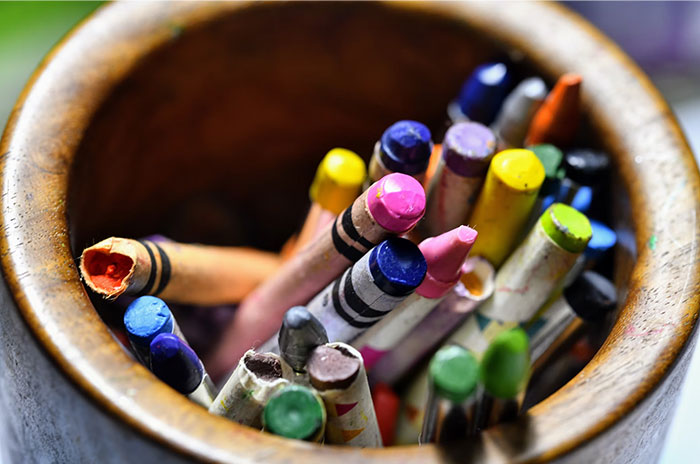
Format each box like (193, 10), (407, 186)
(369, 237), (427, 297)
(491, 149), (546, 193)
(367, 173), (426, 233)
(585, 220), (617, 261)
(81, 247), (133, 291)
(124, 296), (174, 346)
(417, 226), (478, 298)
(309, 148), (367, 215)
(525, 73), (581, 147)
(150, 333), (204, 394)
(379, 120), (433, 175)
(429, 344), (479, 403)
(456, 62), (511, 125)
(307, 344), (362, 391)
(442, 122), (497, 177)
(279, 306), (329, 372)
(565, 270), (617, 322)
(264, 385), (326, 441)
(480, 328), (530, 399)
(540, 203), (592, 253)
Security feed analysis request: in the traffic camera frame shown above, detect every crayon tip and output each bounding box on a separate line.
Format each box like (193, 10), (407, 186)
(480, 328), (530, 399)
(417, 226), (478, 298)
(124, 296), (174, 345)
(491, 149), (546, 193)
(492, 77), (547, 147)
(571, 186), (593, 213)
(379, 120), (433, 175)
(429, 345), (479, 403)
(369, 237), (427, 297)
(309, 148), (367, 214)
(456, 62), (511, 125)
(150, 333), (204, 394)
(372, 383), (400, 446)
(367, 173), (426, 233)
(279, 306), (329, 372)
(585, 220), (617, 261)
(525, 73), (581, 147)
(563, 148), (611, 187)
(442, 122), (497, 177)
(564, 270), (617, 321)
(264, 385), (326, 441)
(540, 203), (592, 253)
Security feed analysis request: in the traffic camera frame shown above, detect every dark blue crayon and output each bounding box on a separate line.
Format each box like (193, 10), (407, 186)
(368, 120), (433, 182)
(150, 333), (217, 407)
(450, 62), (511, 126)
(124, 295), (184, 365)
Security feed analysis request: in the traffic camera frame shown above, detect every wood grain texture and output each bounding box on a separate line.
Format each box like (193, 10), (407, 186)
(0, 1), (697, 463)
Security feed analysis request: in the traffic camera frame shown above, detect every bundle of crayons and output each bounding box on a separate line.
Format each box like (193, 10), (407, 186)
(79, 62), (619, 447)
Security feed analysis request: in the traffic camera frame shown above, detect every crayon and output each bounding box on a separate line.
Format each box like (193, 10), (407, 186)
(368, 120), (433, 184)
(208, 173), (426, 379)
(372, 383), (400, 446)
(452, 203), (592, 355)
(585, 220), (617, 262)
(307, 343), (382, 447)
(80, 237), (280, 305)
(447, 62), (511, 126)
(525, 73), (581, 147)
(276, 306), (328, 374)
(491, 77), (547, 150)
(522, 143), (566, 234)
(563, 148), (611, 189)
(528, 270), (617, 365)
(285, 148), (367, 259)
(423, 123), (496, 237)
(423, 143), (443, 189)
(369, 257), (494, 387)
(149, 333), (217, 408)
(353, 226), (477, 369)
(123, 296), (188, 365)
(209, 351), (290, 428)
(570, 186), (593, 214)
(467, 149), (546, 267)
(263, 384), (327, 442)
(420, 345), (479, 444)
(304, 237), (426, 345)
(474, 328), (530, 430)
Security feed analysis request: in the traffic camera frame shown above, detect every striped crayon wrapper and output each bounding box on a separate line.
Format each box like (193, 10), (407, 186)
(449, 214), (586, 356)
(208, 174), (425, 379)
(369, 257), (495, 387)
(309, 343), (382, 447)
(209, 351), (290, 428)
(80, 237), (280, 305)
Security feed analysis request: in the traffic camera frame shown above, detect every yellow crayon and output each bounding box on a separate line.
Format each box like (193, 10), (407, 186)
(467, 149), (545, 268)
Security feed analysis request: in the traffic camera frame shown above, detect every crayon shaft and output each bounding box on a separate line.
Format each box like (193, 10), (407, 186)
(80, 237), (280, 305)
(187, 375), (217, 408)
(287, 202), (336, 260)
(129, 316), (187, 366)
(424, 160), (483, 237)
(474, 392), (521, 431)
(420, 388), (440, 444)
(527, 297), (577, 365)
(368, 141), (426, 186)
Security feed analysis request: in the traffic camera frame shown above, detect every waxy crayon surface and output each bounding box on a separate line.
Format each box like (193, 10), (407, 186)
(456, 62), (511, 125)
(367, 173), (426, 233)
(150, 333), (203, 394)
(378, 120), (432, 175)
(124, 296), (174, 345)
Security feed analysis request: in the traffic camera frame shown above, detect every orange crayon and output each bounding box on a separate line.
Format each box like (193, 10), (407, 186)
(525, 73), (581, 148)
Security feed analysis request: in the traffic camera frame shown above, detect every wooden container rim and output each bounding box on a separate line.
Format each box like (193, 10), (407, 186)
(1, 2), (698, 462)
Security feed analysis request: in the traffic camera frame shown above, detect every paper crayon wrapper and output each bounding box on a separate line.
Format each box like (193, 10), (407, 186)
(318, 343), (382, 447)
(209, 351), (289, 428)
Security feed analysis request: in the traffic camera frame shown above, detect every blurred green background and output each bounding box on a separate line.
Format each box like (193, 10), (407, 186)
(0, 2), (697, 463)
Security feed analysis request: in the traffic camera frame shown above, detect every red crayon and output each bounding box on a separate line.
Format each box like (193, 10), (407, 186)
(372, 383), (400, 446)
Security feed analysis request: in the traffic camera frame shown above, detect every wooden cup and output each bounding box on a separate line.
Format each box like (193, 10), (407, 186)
(0, 2), (697, 463)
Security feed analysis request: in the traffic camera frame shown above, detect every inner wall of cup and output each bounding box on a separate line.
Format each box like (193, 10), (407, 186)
(66, 2), (634, 408)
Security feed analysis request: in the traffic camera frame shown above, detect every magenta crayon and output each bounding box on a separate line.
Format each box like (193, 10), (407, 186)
(207, 173), (426, 380)
(352, 226), (477, 369)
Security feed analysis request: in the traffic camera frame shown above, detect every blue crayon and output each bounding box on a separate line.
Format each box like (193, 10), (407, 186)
(124, 296), (185, 365)
(585, 220), (617, 262)
(571, 186), (593, 214)
(150, 333), (217, 407)
(303, 237), (427, 344)
(450, 62), (511, 125)
(368, 120), (433, 183)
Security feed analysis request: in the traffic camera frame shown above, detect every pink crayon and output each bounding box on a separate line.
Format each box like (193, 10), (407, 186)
(207, 174), (426, 380)
(352, 225), (477, 369)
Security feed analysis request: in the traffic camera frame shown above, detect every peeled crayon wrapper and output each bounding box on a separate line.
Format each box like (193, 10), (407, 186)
(207, 173), (426, 379)
(80, 237), (280, 305)
(209, 351), (290, 428)
(308, 343), (382, 447)
(423, 123), (495, 237)
(467, 149), (545, 268)
(451, 204), (591, 356)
